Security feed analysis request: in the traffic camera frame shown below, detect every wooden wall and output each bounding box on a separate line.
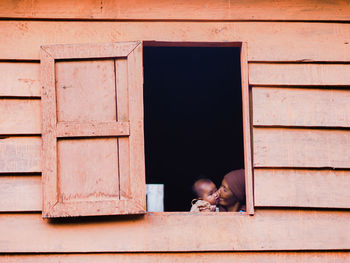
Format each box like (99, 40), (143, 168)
(1, 0), (350, 261)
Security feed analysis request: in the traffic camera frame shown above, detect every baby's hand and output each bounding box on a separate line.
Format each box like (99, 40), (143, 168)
(199, 204), (216, 212)
(209, 205), (217, 212)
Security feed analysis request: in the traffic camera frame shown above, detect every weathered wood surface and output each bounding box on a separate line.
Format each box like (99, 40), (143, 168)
(4, 169), (350, 211)
(6, 74), (350, 136)
(55, 60), (117, 122)
(241, 42), (254, 215)
(1, 21), (350, 62)
(40, 48), (57, 216)
(127, 43), (146, 208)
(255, 169), (350, 208)
(3, 62), (350, 101)
(253, 87), (350, 127)
(41, 41), (145, 217)
(0, 62), (40, 97)
(116, 59), (131, 200)
(2, 252), (350, 263)
(254, 128), (350, 168)
(3, 129), (350, 172)
(57, 138), (120, 203)
(0, 99), (41, 134)
(1, 210), (350, 252)
(0, 137), (41, 173)
(56, 122), (130, 138)
(250, 64), (350, 86)
(42, 42), (138, 60)
(0, 176), (41, 212)
(1, 0), (350, 21)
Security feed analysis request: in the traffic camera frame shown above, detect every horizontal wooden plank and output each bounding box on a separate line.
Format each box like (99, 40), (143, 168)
(1, 210), (350, 252)
(49, 200), (144, 218)
(254, 128), (350, 168)
(1, 21), (350, 61)
(253, 87), (350, 127)
(255, 169), (350, 208)
(1, 0), (350, 21)
(57, 122), (130, 137)
(0, 99), (41, 134)
(0, 62), (40, 97)
(42, 41), (139, 59)
(0, 137), (41, 173)
(0, 176), (134, 213)
(2, 252), (350, 263)
(0, 176), (41, 212)
(250, 64), (350, 86)
(5, 82), (350, 138)
(3, 129), (350, 172)
(5, 169), (350, 212)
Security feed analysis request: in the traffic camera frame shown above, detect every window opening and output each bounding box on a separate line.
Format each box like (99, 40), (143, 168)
(143, 45), (244, 212)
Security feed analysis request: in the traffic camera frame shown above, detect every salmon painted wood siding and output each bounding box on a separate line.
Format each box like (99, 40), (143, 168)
(1, 22), (350, 62)
(2, 252), (350, 263)
(0, 0), (350, 260)
(1, 211), (350, 252)
(1, 0), (350, 21)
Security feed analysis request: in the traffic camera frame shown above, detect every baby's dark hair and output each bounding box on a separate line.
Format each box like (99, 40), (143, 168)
(192, 178), (214, 198)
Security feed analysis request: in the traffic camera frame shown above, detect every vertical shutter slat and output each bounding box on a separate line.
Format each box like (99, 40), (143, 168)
(126, 43), (146, 205)
(116, 59), (132, 200)
(41, 49), (58, 214)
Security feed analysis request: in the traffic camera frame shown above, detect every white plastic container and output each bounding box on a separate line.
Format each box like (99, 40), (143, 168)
(146, 184), (164, 212)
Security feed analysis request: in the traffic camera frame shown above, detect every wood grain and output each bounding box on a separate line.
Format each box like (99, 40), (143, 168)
(250, 63), (350, 86)
(0, 62), (40, 97)
(42, 42), (138, 60)
(2, 252), (350, 263)
(41, 41), (145, 217)
(40, 48), (57, 217)
(127, 43), (146, 210)
(241, 42), (254, 215)
(1, 0), (350, 21)
(115, 59), (131, 200)
(0, 99), (41, 134)
(3, 168), (350, 211)
(0, 176), (41, 212)
(56, 122), (129, 138)
(57, 138), (119, 203)
(0, 137), (41, 173)
(255, 169), (350, 208)
(1, 21), (350, 62)
(12, 129), (346, 174)
(253, 87), (350, 127)
(55, 60), (117, 122)
(254, 128), (350, 168)
(1, 210), (350, 252)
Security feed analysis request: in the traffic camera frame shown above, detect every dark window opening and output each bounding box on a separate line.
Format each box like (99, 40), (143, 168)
(143, 46), (244, 212)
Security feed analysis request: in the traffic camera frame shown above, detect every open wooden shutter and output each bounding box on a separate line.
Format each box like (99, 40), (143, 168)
(40, 42), (145, 217)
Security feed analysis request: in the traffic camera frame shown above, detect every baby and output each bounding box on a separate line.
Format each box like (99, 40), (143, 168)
(190, 178), (219, 212)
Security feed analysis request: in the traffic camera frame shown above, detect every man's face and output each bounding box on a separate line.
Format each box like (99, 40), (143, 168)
(218, 179), (236, 207)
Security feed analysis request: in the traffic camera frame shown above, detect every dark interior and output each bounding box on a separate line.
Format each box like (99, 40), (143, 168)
(143, 46), (244, 211)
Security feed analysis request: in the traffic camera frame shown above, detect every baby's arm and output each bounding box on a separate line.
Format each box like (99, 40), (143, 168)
(190, 200), (216, 212)
(199, 204), (216, 212)
(197, 201), (216, 212)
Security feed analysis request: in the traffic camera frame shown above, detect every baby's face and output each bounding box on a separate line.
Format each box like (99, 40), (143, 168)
(199, 182), (219, 205)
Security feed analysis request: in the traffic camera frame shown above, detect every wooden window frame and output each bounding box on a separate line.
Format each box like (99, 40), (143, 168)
(41, 40), (253, 217)
(143, 41), (254, 215)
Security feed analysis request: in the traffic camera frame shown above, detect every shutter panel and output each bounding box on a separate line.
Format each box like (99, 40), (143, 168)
(40, 42), (145, 217)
